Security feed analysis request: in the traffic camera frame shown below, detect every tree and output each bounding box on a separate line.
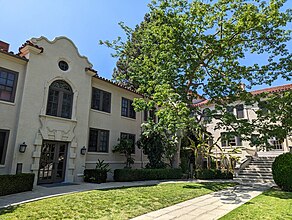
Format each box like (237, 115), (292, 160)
(113, 139), (135, 168)
(101, 0), (292, 167)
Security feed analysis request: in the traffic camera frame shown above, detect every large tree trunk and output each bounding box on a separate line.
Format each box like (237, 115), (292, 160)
(172, 136), (181, 168)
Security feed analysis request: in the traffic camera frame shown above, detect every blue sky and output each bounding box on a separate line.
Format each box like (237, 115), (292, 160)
(0, 0), (291, 89)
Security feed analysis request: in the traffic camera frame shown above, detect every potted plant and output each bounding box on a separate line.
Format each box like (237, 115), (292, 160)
(84, 159), (110, 183)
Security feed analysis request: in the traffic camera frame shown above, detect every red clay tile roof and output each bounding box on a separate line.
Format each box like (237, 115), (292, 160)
(18, 40), (44, 54)
(194, 83), (292, 107)
(250, 84), (292, 95)
(91, 73), (142, 96)
(0, 49), (28, 61)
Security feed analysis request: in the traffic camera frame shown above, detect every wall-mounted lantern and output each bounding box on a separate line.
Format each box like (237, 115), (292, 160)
(19, 142), (27, 153)
(80, 146), (87, 155)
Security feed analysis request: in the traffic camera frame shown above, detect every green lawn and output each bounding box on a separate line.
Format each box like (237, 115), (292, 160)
(0, 182), (235, 220)
(220, 188), (292, 220)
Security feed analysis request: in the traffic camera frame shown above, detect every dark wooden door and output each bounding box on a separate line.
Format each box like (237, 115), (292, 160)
(38, 141), (68, 184)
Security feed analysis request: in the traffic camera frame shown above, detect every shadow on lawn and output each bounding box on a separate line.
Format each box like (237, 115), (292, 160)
(0, 205), (20, 216)
(183, 182), (235, 191)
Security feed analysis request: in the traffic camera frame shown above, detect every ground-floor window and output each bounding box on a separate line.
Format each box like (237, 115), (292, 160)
(270, 138), (283, 150)
(0, 129), (9, 165)
(88, 128), (110, 153)
(120, 132), (135, 154)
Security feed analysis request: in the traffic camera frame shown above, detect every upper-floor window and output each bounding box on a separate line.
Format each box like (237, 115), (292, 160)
(236, 104), (244, 119)
(46, 80), (73, 119)
(0, 68), (18, 102)
(0, 129), (9, 165)
(221, 132), (242, 147)
(88, 128), (110, 153)
(91, 88), (111, 113)
(121, 97), (136, 119)
(120, 132), (136, 154)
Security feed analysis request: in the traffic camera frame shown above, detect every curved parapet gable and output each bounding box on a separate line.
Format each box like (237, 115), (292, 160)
(30, 36), (93, 68)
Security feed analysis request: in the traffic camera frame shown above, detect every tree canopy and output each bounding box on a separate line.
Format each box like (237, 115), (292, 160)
(101, 0), (292, 165)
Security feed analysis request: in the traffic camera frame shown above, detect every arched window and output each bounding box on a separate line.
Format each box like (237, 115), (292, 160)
(46, 80), (73, 119)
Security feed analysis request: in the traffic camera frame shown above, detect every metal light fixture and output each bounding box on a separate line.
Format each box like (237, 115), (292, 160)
(80, 146), (86, 155)
(19, 142), (27, 153)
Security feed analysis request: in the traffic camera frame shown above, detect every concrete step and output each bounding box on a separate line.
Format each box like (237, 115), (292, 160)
(250, 161), (273, 164)
(237, 175), (273, 180)
(244, 166), (272, 172)
(239, 170), (273, 176)
(234, 178), (275, 184)
(246, 165), (272, 170)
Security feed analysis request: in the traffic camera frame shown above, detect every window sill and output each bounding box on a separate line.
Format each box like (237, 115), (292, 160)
(121, 116), (136, 121)
(39, 114), (77, 123)
(0, 165), (5, 168)
(87, 152), (109, 155)
(0, 100), (15, 106)
(90, 109), (111, 116)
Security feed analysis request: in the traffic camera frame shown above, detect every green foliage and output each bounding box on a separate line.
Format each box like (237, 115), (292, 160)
(101, 0), (292, 159)
(84, 160), (110, 183)
(84, 169), (108, 184)
(137, 129), (166, 168)
(95, 159), (111, 172)
(0, 173), (35, 196)
(113, 139), (135, 168)
(196, 169), (233, 180)
(113, 168), (183, 182)
(272, 153), (292, 192)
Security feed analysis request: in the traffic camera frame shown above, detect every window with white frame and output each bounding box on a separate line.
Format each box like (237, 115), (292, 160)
(221, 132), (242, 147)
(270, 138), (283, 150)
(236, 104), (244, 119)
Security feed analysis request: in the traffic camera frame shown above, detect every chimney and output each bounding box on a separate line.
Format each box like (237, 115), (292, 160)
(0, 41), (10, 52)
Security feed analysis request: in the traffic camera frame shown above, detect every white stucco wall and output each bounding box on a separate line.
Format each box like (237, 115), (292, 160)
(0, 52), (27, 174)
(0, 36), (147, 184)
(86, 78), (147, 175)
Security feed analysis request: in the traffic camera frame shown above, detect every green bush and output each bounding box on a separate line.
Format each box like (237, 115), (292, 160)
(272, 153), (292, 192)
(196, 169), (233, 180)
(114, 168), (183, 182)
(0, 173), (35, 196)
(84, 169), (107, 183)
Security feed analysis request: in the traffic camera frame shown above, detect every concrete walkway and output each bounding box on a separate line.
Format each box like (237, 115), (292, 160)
(132, 184), (269, 220)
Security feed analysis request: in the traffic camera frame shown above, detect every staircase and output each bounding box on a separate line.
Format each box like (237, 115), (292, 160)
(234, 157), (276, 186)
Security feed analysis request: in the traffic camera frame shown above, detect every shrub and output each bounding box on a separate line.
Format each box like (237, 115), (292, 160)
(195, 169), (233, 180)
(272, 153), (292, 192)
(84, 169), (107, 183)
(114, 168), (183, 182)
(0, 173), (35, 196)
(137, 130), (166, 169)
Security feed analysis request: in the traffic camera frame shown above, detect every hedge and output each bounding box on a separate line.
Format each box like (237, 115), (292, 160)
(196, 169), (233, 180)
(84, 169), (107, 183)
(0, 173), (35, 196)
(272, 153), (292, 192)
(114, 168), (183, 182)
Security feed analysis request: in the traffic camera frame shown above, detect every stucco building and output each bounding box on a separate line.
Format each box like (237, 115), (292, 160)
(0, 36), (147, 185)
(197, 84), (292, 160)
